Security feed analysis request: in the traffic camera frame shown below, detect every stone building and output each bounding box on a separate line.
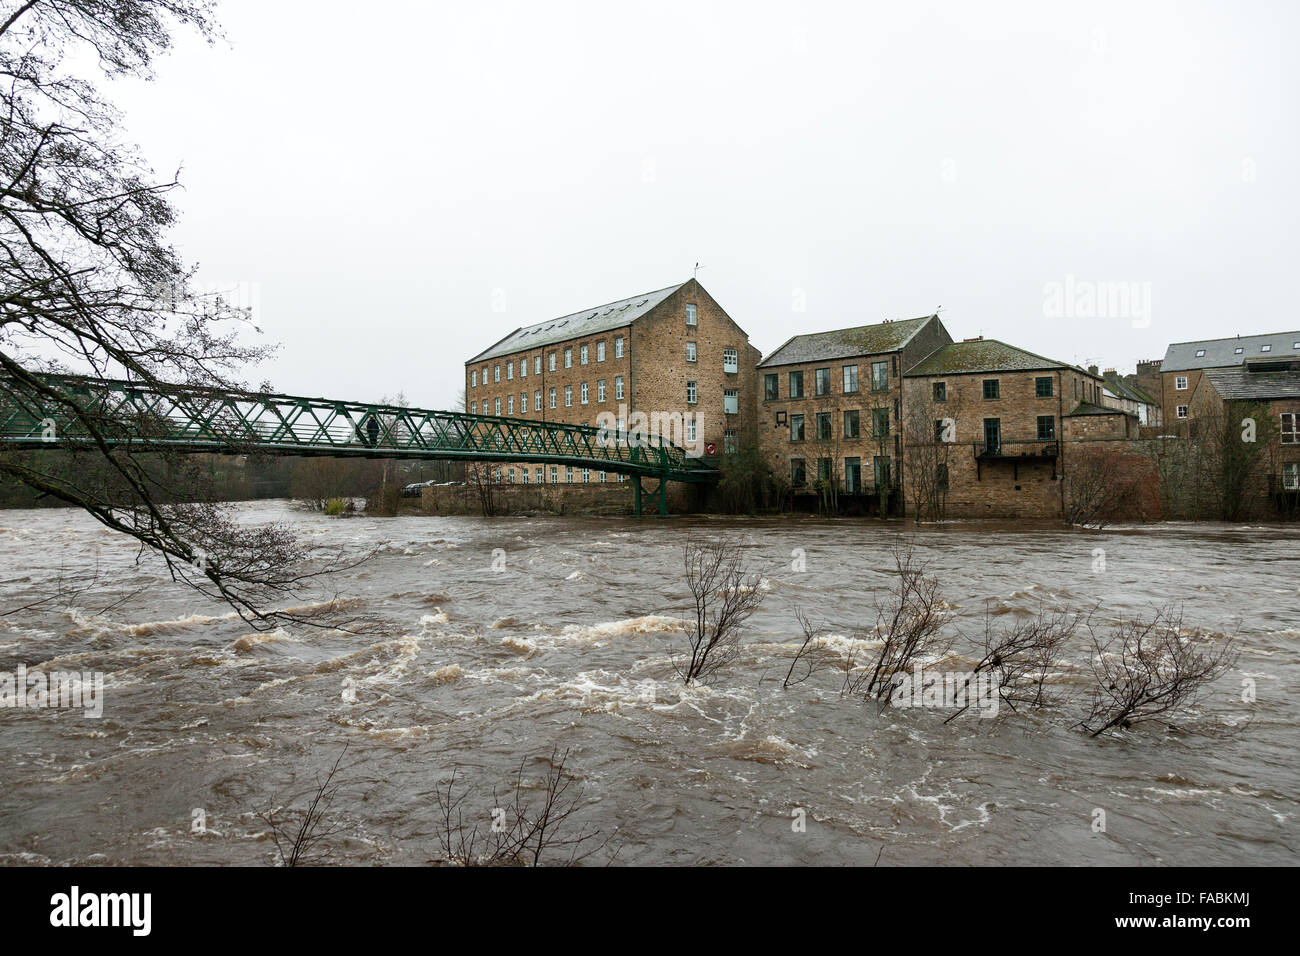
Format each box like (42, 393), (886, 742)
(1159, 331), (1300, 428)
(755, 314), (952, 513)
(463, 278), (758, 497)
(901, 338), (1106, 519)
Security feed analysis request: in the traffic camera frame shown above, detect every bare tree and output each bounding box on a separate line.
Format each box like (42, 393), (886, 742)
(903, 383), (960, 523)
(1064, 446), (1153, 527)
(0, 1), (367, 627)
(259, 746), (351, 867)
(782, 608), (837, 688)
(1077, 606), (1238, 737)
(674, 538), (765, 685)
(466, 460), (498, 516)
(842, 547), (950, 707)
(431, 747), (612, 867)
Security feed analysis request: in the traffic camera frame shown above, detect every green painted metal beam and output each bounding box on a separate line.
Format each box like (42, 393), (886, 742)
(0, 373), (717, 485)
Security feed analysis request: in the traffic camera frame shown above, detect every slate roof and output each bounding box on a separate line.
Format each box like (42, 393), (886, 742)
(1103, 373), (1157, 406)
(757, 316), (934, 368)
(1202, 366), (1300, 401)
(904, 338), (1092, 377)
(1160, 332), (1300, 373)
(1067, 401), (1131, 417)
(467, 282), (686, 364)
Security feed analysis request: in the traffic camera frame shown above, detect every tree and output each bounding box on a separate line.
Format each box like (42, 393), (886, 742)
(0, 2), (361, 626)
(902, 382), (960, 523)
(673, 538), (765, 685)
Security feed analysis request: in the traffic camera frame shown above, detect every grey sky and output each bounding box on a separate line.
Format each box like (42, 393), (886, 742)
(111, 0), (1296, 409)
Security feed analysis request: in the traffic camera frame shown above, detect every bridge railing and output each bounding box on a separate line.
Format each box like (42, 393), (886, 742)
(0, 373), (714, 481)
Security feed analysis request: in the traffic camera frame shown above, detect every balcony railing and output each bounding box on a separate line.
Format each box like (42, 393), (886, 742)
(975, 439), (1060, 459)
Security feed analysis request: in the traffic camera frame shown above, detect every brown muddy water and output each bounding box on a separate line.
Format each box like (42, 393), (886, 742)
(0, 501), (1295, 865)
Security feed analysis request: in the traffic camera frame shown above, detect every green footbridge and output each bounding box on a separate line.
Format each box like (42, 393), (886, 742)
(0, 374), (716, 515)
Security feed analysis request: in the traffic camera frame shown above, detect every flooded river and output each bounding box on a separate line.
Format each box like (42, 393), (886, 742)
(0, 502), (1295, 865)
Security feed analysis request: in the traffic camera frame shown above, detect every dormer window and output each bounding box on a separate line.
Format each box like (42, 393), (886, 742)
(1235, 347), (1244, 354)
(1261, 344), (1272, 352)
(1195, 349), (1206, 357)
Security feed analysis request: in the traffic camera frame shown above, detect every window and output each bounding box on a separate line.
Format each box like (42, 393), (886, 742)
(983, 379), (999, 399)
(615, 336), (624, 358)
(471, 370), (478, 387)
(564, 385), (573, 407)
(1282, 413), (1298, 444)
(1261, 344), (1273, 352)
(598, 380), (606, 403)
(723, 348), (739, 373)
(871, 361), (889, 392)
(507, 469), (514, 484)
(790, 414), (805, 442)
(686, 341), (697, 363)
(1195, 349), (1206, 357)
(599, 471), (607, 482)
(933, 419), (946, 442)
(844, 457), (861, 494)
(580, 382), (589, 404)
(550, 466), (558, 484)
(933, 382), (946, 402)
(505, 362), (512, 382)
(1035, 376), (1053, 397)
(582, 468), (590, 483)
(482, 366), (488, 383)
(470, 400), (477, 414)
(843, 409), (860, 438)
(816, 412), (832, 440)
(764, 373), (779, 401)
(872, 407), (889, 438)
(520, 359), (527, 378)
(507, 395), (514, 414)
(815, 368), (831, 396)
(597, 342), (605, 362)
(520, 392), (527, 413)
(535, 467), (543, 484)
(580, 344), (589, 365)
(1175, 376), (1188, 390)
(1284, 463), (1300, 490)
(686, 417), (698, 443)
(549, 352), (557, 372)
(686, 303), (697, 326)
(724, 389), (739, 414)
(843, 365), (859, 394)
(983, 418), (1001, 453)
(494, 365), (501, 383)
(566, 466), (574, 483)
(615, 376), (624, 400)
(1235, 347), (1244, 355)
(818, 458), (833, 483)
(535, 389), (541, 410)
(686, 381), (698, 404)
(1037, 415), (1055, 440)
(494, 398), (501, 415)
(521, 468), (529, 484)
(789, 370), (804, 398)
(549, 387), (557, 409)
(1176, 404), (1188, 419)
(564, 348), (573, 369)
(724, 429), (737, 454)
(535, 356), (542, 375)
(791, 458), (806, 487)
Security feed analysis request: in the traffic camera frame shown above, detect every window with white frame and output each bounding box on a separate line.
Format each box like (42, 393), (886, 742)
(580, 382), (589, 404)
(520, 392), (528, 413)
(494, 398), (501, 415)
(597, 380), (606, 403)
(535, 356), (542, 375)
(536, 467), (543, 484)
(471, 370), (478, 387)
(564, 385), (573, 407)
(686, 304), (697, 326)
(565, 466), (574, 483)
(534, 389), (541, 410)
(686, 417), (697, 442)
(615, 375), (624, 400)
(723, 388), (738, 414)
(506, 362), (513, 380)
(1262, 344), (1273, 352)
(521, 469), (529, 484)
(723, 348), (738, 373)
(597, 342), (605, 362)
(507, 468), (514, 484)
(520, 359), (527, 378)
(1176, 376), (1188, 390)
(564, 348), (573, 368)
(580, 344), (589, 365)
(1282, 413), (1298, 444)
(1177, 404), (1188, 418)
(582, 468), (590, 483)
(615, 336), (624, 358)
(482, 366), (488, 382)
(549, 352), (557, 372)
(599, 471), (607, 483)
(470, 400), (476, 413)
(507, 395), (514, 414)
(494, 365), (501, 383)
(686, 341), (697, 362)
(549, 388), (557, 409)
(686, 381), (697, 404)
(550, 466), (558, 484)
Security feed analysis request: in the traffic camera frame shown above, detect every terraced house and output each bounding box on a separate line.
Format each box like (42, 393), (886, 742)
(756, 314), (951, 513)
(464, 278), (758, 492)
(1159, 330), (1300, 428)
(901, 338), (1106, 519)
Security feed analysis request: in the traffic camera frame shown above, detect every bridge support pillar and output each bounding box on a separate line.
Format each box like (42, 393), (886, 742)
(633, 476), (643, 517)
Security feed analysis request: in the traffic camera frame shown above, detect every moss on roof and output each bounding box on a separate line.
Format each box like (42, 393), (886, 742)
(758, 316), (932, 367)
(904, 339), (1085, 376)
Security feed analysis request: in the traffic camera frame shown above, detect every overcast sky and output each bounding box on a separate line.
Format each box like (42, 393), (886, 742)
(110, 0), (1296, 409)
